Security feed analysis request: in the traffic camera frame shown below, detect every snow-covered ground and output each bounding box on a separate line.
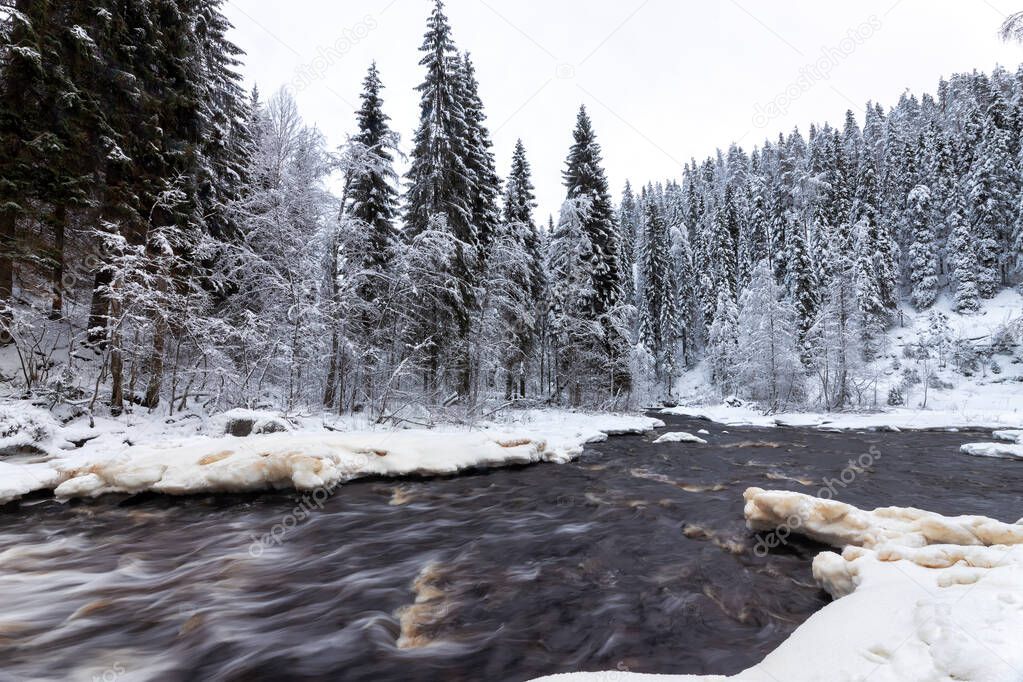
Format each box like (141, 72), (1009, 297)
(533, 487), (1023, 682)
(666, 290), (1023, 432)
(0, 405), (662, 505)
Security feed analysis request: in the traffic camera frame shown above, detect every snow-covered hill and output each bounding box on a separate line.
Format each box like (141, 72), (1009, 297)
(668, 289), (1023, 430)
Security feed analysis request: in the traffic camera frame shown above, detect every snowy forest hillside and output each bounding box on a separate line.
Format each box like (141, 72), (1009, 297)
(2, 0), (1023, 422)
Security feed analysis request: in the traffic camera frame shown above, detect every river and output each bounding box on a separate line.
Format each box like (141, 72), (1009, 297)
(0, 414), (1017, 681)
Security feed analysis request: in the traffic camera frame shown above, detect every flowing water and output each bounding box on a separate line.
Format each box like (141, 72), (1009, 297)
(0, 414), (1018, 682)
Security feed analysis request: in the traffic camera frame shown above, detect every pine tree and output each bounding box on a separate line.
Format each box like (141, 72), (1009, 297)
(618, 181), (639, 304)
(458, 52), (501, 260)
(493, 139), (543, 399)
(948, 194), (981, 313)
(403, 0), (475, 393)
(787, 217), (818, 352)
(562, 106), (621, 317)
(966, 120), (1013, 297)
(348, 62), (400, 274)
(907, 185), (938, 309)
(638, 199), (680, 389)
(707, 290), (739, 396)
(325, 62), (401, 409)
(851, 151), (897, 354)
(709, 184), (739, 300)
(561, 106), (630, 396)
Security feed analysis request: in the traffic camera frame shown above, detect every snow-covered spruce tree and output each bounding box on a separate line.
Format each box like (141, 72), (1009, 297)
(739, 151), (770, 289)
(561, 106), (631, 399)
(947, 195), (982, 313)
(637, 199), (681, 392)
(618, 181), (640, 305)
(851, 151), (898, 358)
(489, 140), (544, 400)
(403, 0), (476, 396)
(966, 119), (1014, 297)
(548, 196), (600, 406)
(736, 260), (803, 409)
(906, 184), (939, 310)
(193, 0), (255, 243)
(708, 184), (740, 302)
(786, 216), (818, 355)
(668, 218), (698, 368)
(458, 53), (501, 260)
(324, 62), (402, 413)
(707, 290), (740, 397)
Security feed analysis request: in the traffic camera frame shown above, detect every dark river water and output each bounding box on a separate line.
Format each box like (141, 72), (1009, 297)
(0, 414), (1018, 682)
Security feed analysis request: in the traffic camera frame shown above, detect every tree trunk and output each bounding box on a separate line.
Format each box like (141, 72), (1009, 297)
(49, 205), (67, 320)
(324, 331), (340, 409)
(143, 311), (167, 409)
(109, 295), (124, 415)
(87, 269), (112, 347)
(0, 209), (15, 343)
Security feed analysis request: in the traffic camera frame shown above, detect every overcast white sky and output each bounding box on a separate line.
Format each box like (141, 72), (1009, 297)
(223, 0), (1023, 220)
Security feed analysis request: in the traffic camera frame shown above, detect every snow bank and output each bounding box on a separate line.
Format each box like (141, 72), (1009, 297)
(532, 489), (1023, 682)
(0, 410), (662, 504)
(743, 486), (1023, 548)
(960, 441), (1023, 461)
(652, 431), (707, 445)
(0, 404), (58, 455)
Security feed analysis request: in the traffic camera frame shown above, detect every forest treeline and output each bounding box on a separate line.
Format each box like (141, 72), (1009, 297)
(1, 1), (1020, 417)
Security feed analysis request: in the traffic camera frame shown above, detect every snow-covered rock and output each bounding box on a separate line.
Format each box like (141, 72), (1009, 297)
(0, 405), (58, 456)
(533, 489), (1023, 682)
(652, 431), (707, 445)
(211, 408), (292, 437)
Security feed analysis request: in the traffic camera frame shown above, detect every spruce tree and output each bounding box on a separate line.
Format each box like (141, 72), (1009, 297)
(561, 106), (630, 396)
(948, 195), (981, 313)
(562, 106), (621, 317)
(966, 120), (1013, 297)
(787, 218), (818, 353)
(494, 139), (543, 398)
(459, 52), (501, 260)
(618, 182), (639, 304)
(638, 199), (680, 388)
(348, 62), (400, 273)
(907, 185), (938, 309)
(403, 0), (475, 392)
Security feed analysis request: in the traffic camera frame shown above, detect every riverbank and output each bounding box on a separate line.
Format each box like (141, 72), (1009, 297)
(0, 405), (662, 505)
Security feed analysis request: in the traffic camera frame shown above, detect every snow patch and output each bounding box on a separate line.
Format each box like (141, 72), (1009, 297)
(0, 405), (58, 456)
(653, 432), (707, 445)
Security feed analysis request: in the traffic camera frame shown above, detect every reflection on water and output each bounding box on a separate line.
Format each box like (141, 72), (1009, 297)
(0, 415), (1016, 681)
